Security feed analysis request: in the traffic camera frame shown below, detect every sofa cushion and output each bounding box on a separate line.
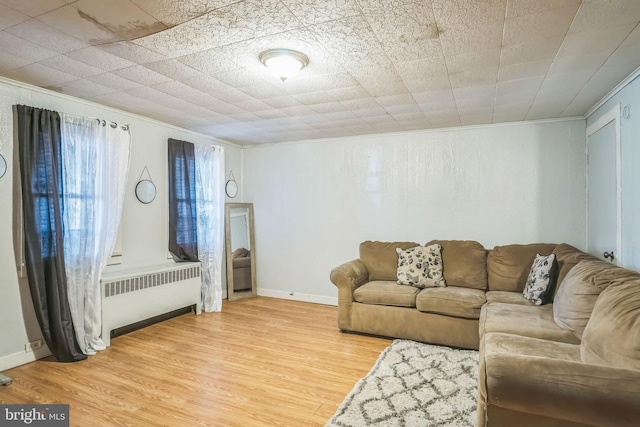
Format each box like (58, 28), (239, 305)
(480, 302), (580, 344)
(426, 240), (487, 290)
(522, 253), (557, 305)
(396, 244), (445, 288)
(360, 241), (419, 281)
(552, 243), (599, 295)
(487, 243), (555, 292)
(553, 259), (638, 339)
(354, 281), (419, 307)
(486, 291), (535, 306)
(416, 286), (486, 319)
(581, 280), (640, 370)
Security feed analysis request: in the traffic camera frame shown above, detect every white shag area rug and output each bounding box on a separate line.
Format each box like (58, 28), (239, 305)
(326, 340), (479, 427)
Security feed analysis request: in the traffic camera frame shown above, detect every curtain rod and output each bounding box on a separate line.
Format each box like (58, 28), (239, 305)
(95, 118), (129, 131)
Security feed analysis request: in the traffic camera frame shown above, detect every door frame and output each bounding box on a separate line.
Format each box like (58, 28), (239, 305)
(585, 103), (622, 265)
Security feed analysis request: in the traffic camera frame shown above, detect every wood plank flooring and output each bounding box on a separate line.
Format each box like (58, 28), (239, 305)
(0, 297), (391, 426)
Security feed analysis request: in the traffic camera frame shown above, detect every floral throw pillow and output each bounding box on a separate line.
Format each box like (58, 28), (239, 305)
(523, 253), (558, 305)
(396, 244), (446, 289)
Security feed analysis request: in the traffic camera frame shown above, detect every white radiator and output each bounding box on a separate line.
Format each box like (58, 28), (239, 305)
(101, 262), (202, 346)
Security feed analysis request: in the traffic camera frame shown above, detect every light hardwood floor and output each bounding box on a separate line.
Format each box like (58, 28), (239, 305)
(0, 297), (391, 426)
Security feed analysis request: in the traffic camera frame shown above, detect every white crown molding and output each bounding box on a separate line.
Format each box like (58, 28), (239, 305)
(585, 65), (640, 118)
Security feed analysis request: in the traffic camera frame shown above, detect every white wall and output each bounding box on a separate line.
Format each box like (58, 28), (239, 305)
(587, 73), (640, 270)
(243, 120), (587, 304)
(0, 77), (241, 370)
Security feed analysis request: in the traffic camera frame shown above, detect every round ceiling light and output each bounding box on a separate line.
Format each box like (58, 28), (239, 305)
(259, 48), (309, 82)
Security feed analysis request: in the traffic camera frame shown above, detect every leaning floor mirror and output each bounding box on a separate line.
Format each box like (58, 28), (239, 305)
(225, 203), (257, 301)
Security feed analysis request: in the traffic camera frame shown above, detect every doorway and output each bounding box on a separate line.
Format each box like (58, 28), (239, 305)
(586, 105), (621, 265)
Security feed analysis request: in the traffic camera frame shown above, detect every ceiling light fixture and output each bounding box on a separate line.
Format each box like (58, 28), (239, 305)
(259, 48), (309, 82)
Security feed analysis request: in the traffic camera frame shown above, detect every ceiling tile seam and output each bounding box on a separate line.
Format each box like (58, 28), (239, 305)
(491, 0), (510, 123)
(559, 20), (640, 117)
(523, 2), (583, 121)
(431, 0), (460, 126)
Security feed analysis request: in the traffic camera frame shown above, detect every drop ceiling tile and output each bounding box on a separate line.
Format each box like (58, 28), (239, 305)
(280, 105), (316, 116)
(98, 41), (165, 64)
(428, 117), (461, 129)
(308, 101), (348, 114)
(449, 64), (499, 89)
(234, 99), (273, 112)
(390, 111), (426, 121)
(37, 5), (122, 44)
(210, 87), (254, 103)
(11, 63), (77, 87)
(497, 59), (552, 81)
(459, 111), (493, 125)
(209, 67), (258, 88)
(412, 89), (456, 106)
(0, 51), (31, 71)
(340, 97), (380, 111)
(370, 120), (404, 133)
(399, 120), (430, 131)
(144, 59), (206, 82)
(129, 0), (235, 26)
(363, 2), (441, 63)
(500, 36), (564, 65)
(0, 0), (67, 17)
(570, 0), (640, 32)
(351, 107), (388, 119)
(438, 20), (504, 56)
(548, 51), (612, 75)
(433, 0), (506, 24)
(558, 23), (637, 56)
(181, 76), (231, 94)
(374, 93), (415, 107)
(263, 95), (303, 109)
(71, 0), (166, 40)
(492, 108), (528, 123)
(503, 5), (578, 45)
(310, 16), (389, 72)
(0, 31), (57, 62)
(395, 56), (448, 81)
(6, 18), (88, 53)
(136, 0), (301, 58)
(39, 55), (103, 78)
(423, 108), (459, 119)
(526, 101), (566, 120)
(237, 82), (285, 99)
(253, 109), (289, 119)
(0, 4), (28, 30)
(59, 78), (117, 97)
(113, 65), (173, 86)
(152, 80), (201, 98)
(280, 72), (359, 96)
(495, 76), (543, 104)
(283, 0), (360, 25)
(359, 78), (409, 98)
(184, 93), (224, 108)
(66, 47), (135, 71)
(506, 0), (581, 18)
(403, 76), (452, 92)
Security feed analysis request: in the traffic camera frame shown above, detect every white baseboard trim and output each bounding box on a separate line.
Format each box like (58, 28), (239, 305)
(257, 288), (338, 306)
(0, 346), (51, 372)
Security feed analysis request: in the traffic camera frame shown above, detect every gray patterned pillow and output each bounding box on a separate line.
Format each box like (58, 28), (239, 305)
(396, 244), (446, 288)
(523, 253), (557, 305)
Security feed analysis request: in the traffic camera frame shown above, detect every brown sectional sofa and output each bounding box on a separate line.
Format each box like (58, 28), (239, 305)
(330, 240), (640, 427)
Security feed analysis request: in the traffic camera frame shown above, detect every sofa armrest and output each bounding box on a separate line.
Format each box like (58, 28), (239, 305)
(330, 259), (368, 331)
(330, 259), (368, 294)
(485, 352), (640, 427)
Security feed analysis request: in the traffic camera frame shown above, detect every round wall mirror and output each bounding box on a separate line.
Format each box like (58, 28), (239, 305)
(225, 179), (238, 198)
(0, 154), (6, 179)
(135, 179), (156, 204)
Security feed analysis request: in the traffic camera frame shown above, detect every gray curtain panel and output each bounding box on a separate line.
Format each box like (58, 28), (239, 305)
(168, 138), (199, 262)
(15, 104), (86, 362)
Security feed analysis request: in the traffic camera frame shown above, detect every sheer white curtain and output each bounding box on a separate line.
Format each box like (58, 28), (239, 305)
(195, 144), (225, 312)
(61, 114), (130, 354)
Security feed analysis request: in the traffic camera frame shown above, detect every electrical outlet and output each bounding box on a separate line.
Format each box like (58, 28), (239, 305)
(25, 339), (43, 353)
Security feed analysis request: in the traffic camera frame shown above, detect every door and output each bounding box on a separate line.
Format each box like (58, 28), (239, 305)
(586, 106), (621, 264)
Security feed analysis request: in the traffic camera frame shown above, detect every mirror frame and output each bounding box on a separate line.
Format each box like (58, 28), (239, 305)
(135, 179), (156, 204)
(225, 202), (257, 301)
(0, 154), (6, 179)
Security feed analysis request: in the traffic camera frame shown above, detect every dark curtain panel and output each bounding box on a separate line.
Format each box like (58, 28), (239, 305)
(16, 105), (86, 362)
(168, 138), (199, 262)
